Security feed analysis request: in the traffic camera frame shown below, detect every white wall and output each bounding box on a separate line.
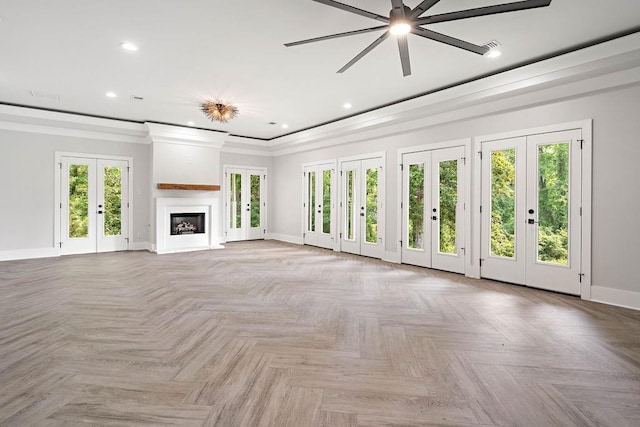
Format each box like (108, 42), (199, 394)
(0, 129), (151, 252)
(272, 84), (640, 297)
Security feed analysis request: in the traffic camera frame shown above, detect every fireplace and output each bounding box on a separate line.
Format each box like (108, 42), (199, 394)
(155, 197), (222, 254)
(170, 212), (205, 235)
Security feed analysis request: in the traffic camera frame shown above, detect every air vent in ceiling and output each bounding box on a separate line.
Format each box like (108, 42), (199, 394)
(484, 40), (501, 50)
(130, 95), (144, 102)
(29, 90), (60, 101)
(268, 121), (277, 125)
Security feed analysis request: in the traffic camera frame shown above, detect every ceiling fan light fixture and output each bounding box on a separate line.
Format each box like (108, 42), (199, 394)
(200, 100), (238, 123)
(390, 20), (411, 36)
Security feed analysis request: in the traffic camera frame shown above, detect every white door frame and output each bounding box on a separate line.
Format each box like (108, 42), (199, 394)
(397, 139), (472, 273)
(337, 152), (386, 258)
(301, 159), (338, 250)
(222, 164), (268, 242)
(54, 152), (133, 255)
(472, 120), (593, 299)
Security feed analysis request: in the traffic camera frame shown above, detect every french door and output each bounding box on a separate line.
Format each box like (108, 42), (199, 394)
(225, 167), (266, 242)
(60, 156), (129, 255)
(303, 163), (336, 249)
(480, 129), (582, 295)
(340, 157), (385, 259)
(401, 146), (466, 274)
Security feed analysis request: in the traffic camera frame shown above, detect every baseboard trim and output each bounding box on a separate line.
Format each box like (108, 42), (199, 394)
(0, 247), (60, 262)
(129, 241), (152, 252)
(265, 233), (303, 245)
(590, 286), (640, 311)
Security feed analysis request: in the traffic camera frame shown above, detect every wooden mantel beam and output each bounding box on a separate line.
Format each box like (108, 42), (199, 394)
(157, 183), (220, 191)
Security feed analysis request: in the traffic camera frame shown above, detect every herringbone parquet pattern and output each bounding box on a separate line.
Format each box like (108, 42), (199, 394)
(1, 240), (639, 426)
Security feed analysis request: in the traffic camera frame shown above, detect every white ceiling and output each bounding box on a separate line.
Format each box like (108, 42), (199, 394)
(1, 0), (639, 140)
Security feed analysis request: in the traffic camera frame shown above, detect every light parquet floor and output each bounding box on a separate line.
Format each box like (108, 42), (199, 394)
(1, 240), (639, 426)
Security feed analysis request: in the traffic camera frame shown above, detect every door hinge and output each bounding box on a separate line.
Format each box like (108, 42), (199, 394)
(400, 164), (403, 171)
(264, 175), (266, 179)
(125, 238), (129, 243)
(461, 157), (466, 165)
(340, 232), (342, 239)
(480, 205), (483, 213)
(127, 202), (130, 208)
(579, 273), (585, 283)
(60, 202), (62, 209)
(264, 229), (266, 234)
(340, 202), (343, 208)
(480, 258), (484, 267)
(580, 206), (582, 216)
(578, 139), (584, 149)
(127, 166), (130, 172)
(59, 163), (62, 169)
(400, 240), (403, 248)
(400, 201), (403, 209)
(478, 151), (483, 160)
(59, 242), (62, 248)
(303, 233), (306, 238)
(461, 247), (466, 255)
(340, 171), (343, 176)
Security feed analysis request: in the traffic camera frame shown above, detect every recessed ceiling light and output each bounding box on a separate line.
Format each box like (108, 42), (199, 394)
(281, 124), (289, 129)
(187, 121), (195, 126)
(486, 49), (502, 58)
(105, 92), (117, 98)
(120, 42), (138, 52)
(343, 103), (352, 109)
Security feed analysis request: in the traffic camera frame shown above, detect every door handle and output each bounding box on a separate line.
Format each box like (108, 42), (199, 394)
(527, 219), (539, 224)
(360, 213), (365, 217)
(432, 216), (438, 221)
(97, 211), (103, 214)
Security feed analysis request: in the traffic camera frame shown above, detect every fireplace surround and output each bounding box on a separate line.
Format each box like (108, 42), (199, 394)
(155, 198), (222, 254)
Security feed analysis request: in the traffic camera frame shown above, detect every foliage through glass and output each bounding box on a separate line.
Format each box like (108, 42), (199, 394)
(68, 164), (89, 238)
(365, 168), (378, 244)
(438, 160), (457, 254)
(537, 143), (569, 265)
(103, 166), (122, 236)
(490, 149), (516, 258)
(407, 163), (424, 249)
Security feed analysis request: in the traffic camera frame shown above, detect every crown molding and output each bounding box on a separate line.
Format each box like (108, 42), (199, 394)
(0, 104), (147, 144)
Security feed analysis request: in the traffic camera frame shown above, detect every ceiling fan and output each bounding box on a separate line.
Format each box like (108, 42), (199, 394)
(285, 0), (552, 76)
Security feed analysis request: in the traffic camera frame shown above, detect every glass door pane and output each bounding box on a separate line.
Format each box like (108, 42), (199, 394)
(490, 149), (516, 258)
(438, 159), (458, 254)
(345, 170), (356, 241)
(322, 169), (331, 234)
(365, 167), (378, 244)
(536, 143), (570, 265)
(68, 164), (90, 239)
(408, 163), (425, 250)
(230, 173), (242, 229)
(308, 171), (316, 232)
(103, 166), (122, 236)
(250, 174), (261, 228)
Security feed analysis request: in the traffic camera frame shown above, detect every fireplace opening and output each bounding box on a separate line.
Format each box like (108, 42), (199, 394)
(170, 212), (205, 235)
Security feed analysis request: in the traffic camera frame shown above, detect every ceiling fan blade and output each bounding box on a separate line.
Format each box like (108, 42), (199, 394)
(411, 27), (489, 55)
(312, 0), (389, 23)
(337, 32), (390, 73)
(397, 35), (411, 77)
(415, 0), (551, 25)
(409, 0), (441, 19)
(285, 26), (387, 47)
